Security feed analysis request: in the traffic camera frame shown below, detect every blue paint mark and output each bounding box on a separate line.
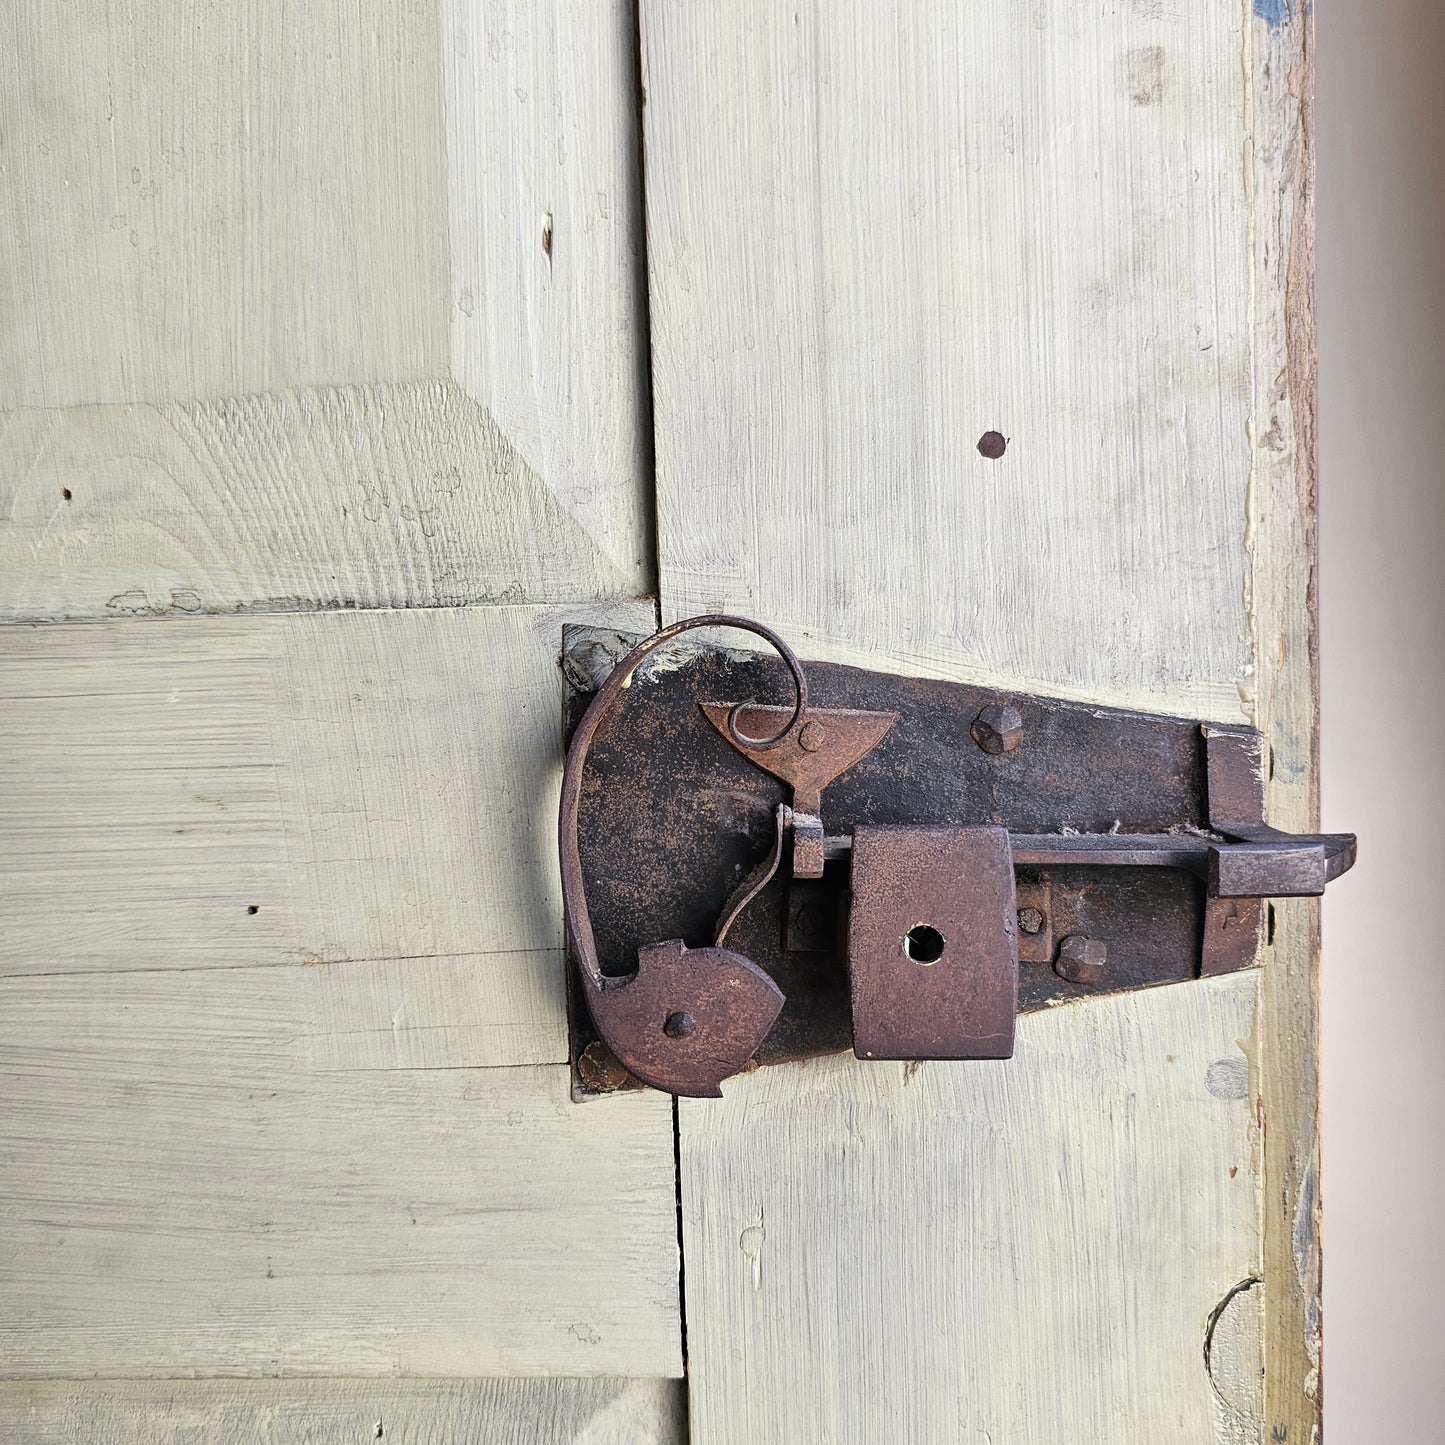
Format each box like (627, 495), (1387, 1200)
(1254, 0), (1291, 28)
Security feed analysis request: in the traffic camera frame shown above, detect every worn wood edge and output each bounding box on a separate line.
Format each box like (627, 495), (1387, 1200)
(654, 610), (1250, 727)
(1244, 3), (1322, 1438)
(0, 380), (648, 621)
(0, 1376), (686, 1444)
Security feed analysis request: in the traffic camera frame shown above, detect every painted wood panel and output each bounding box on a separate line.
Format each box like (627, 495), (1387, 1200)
(0, 1050), (679, 1379)
(0, 0), (651, 616)
(0, 601), (682, 1378)
(680, 983), (1261, 1443)
(642, 0), (1253, 721)
(0, 1378), (683, 1445)
(641, 0), (1316, 1438)
(1, 601), (650, 986)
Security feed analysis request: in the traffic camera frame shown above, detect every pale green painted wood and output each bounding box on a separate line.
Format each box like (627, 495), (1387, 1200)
(0, 0), (652, 615)
(639, 0), (1315, 1438)
(0, 603), (682, 1379)
(0, 1377), (684, 1444)
(642, 0), (1255, 723)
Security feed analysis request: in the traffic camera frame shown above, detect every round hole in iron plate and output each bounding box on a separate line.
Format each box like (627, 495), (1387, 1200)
(903, 924), (946, 965)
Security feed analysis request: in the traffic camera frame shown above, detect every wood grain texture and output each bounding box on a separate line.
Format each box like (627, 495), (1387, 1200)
(680, 982), (1260, 1444)
(0, 0), (651, 615)
(639, 0), (1317, 1438)
(0, 601), (651, 985)
(2, 957), (559, 1078)
(0, 1045), (679, 1379)
(642, 0), (1254, 721)
(0, 601), (683, 1379)
(0, 1376), (683, 1443)
(1243, 7), (1323, 1438)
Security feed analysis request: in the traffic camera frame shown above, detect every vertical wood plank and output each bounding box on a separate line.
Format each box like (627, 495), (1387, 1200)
(679, 984), (1260, 1443)
(641, 0), (1315, 1437)
(642, 0), (1254, 720)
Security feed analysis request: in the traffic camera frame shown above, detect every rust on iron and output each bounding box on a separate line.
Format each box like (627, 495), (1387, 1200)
(971, 702), (1024, 755)
(789, 812), (827, 880)
(700, 701), (897, 815)
(848, 825), (1018, 1060)
(559, 615), (801, 1098)
(1203, 725), (1355, 886)
(1015, 877), (1054, 965)
(1201, 897), (1264, 978)
(715, 804), (789, 946)
(561, 619), (1358, 1096)
(1054, 934), (1108, 986)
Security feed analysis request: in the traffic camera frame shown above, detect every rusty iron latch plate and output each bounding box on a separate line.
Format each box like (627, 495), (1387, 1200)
(559, 618), (1356, 1099)
(848, 825), (1018, 1061)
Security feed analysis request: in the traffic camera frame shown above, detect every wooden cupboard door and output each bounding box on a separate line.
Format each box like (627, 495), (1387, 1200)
(639, 0), (1318, 1440)
(0, 0), (684, 1436)
(3, 0), (1322, 1437)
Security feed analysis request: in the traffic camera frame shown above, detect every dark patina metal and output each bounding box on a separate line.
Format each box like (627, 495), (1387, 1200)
(559, 616), (801, 1098)
(848, 825), (1018, 1060)
(561, 619), (1357, 1097)
(1054, 934), (1109, 986)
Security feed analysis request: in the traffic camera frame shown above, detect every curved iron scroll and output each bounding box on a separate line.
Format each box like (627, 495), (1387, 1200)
(558, 616), (799, 1096)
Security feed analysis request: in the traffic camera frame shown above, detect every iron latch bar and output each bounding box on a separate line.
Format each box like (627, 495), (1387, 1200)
(823, 827), (1356, 895)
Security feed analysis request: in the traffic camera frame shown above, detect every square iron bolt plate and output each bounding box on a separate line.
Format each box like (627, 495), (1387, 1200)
(847, 825), (1019, 1061)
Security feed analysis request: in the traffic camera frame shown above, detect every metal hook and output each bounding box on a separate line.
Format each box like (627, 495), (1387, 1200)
(558, 615), (795, 1096)
(559, 614), (805, 991)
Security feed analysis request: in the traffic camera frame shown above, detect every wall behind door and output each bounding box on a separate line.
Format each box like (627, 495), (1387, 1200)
(1318, 0), (1445, 1435)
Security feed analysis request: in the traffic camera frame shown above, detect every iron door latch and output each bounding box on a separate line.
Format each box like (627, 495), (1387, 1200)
(559, 616), (1356, 1098)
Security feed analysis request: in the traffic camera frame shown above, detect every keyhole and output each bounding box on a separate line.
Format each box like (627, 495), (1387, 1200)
(903, 924), (946, 965)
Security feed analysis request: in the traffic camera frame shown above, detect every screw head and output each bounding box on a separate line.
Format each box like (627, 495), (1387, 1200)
(663, 1011), (696, 1039)
(1017, 906), (1045, 936)
(797, 719), (826, 753)
(1054, 934), (1108, 985)
(971, 703), (1024, 755)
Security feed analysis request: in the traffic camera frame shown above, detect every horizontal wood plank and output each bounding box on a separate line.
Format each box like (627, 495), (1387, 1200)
(0, 602), (682, 1379)
(0, 0), (651, 615)
(1, 957), (563, 1078)
(0, 1377), (684, 1445)
(0, 601), (653, 988)
(0, 1043), (680, 1378)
